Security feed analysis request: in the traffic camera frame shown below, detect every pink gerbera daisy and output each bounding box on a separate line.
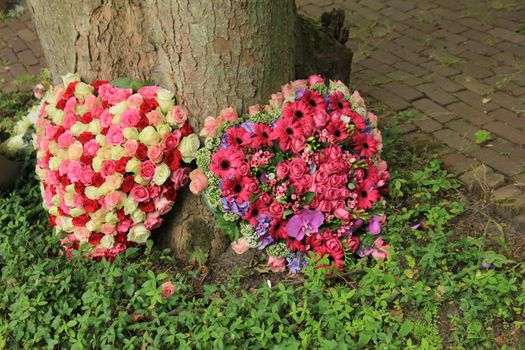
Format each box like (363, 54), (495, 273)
(223, 175), (254, 202)
(348, 110), (366, 130)
(251, 123), (273, 148)
(301, 90), (326, 114)
(326, 119), (349, 141)
(243, 199), (269, 226)
(353, 133), (377, 158)
(355, 180), (380, 210)
(329, 92), (351, 116)
(271, 116), (305, 152)
(210, 148), (244, 179)
(227, 126), (251, 148)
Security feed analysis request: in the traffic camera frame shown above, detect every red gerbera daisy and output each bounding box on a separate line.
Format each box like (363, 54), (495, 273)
(326, 119), (349, 141)
(355, 180), (380, 210)
(223, 175), (254, 203)
(329, 91), (351, 116)
(353, 133), (377, 158)
(347, 110), (366, 130)
(243, 199), (269, 226)
(270, 116), (305, 152)
(282, 100), (315, 136)
(210, 148), (244, 179)
(227, 126), (251, 148)
(251, 123), (273, 148)
(301, 89), (326, 114)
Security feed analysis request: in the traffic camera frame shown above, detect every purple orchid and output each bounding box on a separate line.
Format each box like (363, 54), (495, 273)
(286, 209), (324, 241)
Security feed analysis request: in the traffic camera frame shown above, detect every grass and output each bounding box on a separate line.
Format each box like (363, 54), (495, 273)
(1, 122), (524, 348)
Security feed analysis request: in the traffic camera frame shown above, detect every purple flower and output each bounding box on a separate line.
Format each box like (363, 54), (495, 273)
(220, 134), (229, 149)
(256, 215), (274, 249)
(240, 121), (254, 133)
(286, 252), (308, 274)
(286, 209), (324, 241)
(260, 173), (269, 184)
(222, 197), (249, 216)
(295, 87), (307, 100)
(368, 216), (381, 235)
(482, 261), (495, 270)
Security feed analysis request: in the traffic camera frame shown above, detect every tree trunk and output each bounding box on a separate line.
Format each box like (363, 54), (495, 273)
(27, 0), (295, 261)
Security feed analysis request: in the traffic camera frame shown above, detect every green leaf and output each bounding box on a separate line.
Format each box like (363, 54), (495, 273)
(302, 192), (315, 205)
(283, 209), (294, 219)
(399, 320), (413, 336)
(110, 77), (132, 88)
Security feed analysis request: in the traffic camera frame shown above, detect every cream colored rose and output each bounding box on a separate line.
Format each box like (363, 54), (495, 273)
(48, 205), (59, 216)
(50, 109), (65, 125)
(48, 141), (59, 155)
(61, 72), (80, 86)
(63, 191), (75, 207)
(105, 212), (118, 225)
(127, 223), (150, 244)
(95, 134), (107, 147)
(105, 173), (123, 191)
(125, 157), (141, 174)
(70, 122), (88, 137)
(86, 220), (101, 233)
(130, 209), (146, 223)
(139, 126), (161, 146)
(110, 145), (125, 160)
(74, 104), (87, 117)
(92, 156), (104, 172)
(134, 174), (149, 186)
(152, 163), (170, 186)
(70, 207), (86, 217)
(74, 82), (94, 99)
(48, 157), (61, 171)
(156, 123), (171, 137)
(177, 134), (200, 163)
(123, 197), (138, 215)
(85, 186), (102, 199)
(156, 88), (174, 113)
(100, 235), (115, 249)
(68, 141), (84, 160)
(123, 127), (139, 140)
(88, 119), (102, 135)
(109, 101), (128, 116)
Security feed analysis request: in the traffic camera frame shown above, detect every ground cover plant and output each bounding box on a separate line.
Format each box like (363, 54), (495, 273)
(1, 120), (524, 349)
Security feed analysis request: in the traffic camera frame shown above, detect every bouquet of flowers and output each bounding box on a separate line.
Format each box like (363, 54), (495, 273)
(34, 74), (200, 259)
(193, 75), (390, 273)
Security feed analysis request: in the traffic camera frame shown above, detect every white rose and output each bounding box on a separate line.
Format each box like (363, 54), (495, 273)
(70, 207), (86, 217)
(111, 145), (125, 160)
(88, 119), (102, 135)
(125, 157), (141, 174)
(74, 82), (94, 99)
(156, 123), (171, 137)
(156, 88), (174, 113)
(61, 72), (81, 86)
(177, 134), (200, 163)
(85, 186), (102, 199)
(130, 209), (146, 224)
(139, 126), (161, 146)
(86, 220), (100, 233)
(134, 174), (149, 186)
(152, 163), (170, 185)
(105, 212), (118, 225)
(70, 122), (88, 137)
(48, 157), (61, 171)
(123, 197), (139, 215)
(109, 101), (128, 116)
(6, 135), (25, 152)
(95, 134), (107, 147)
(48, 206), (59, 216)
(127, 224), (150, 244)
(92, 156), (104, 172)
(100, 235), (115, 249)
(123, 127), (140, 140)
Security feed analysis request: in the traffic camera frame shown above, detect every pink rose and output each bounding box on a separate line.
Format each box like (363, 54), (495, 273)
(140, 160), (156, 180)
(147, 144), (164, 163)
(68, 161), (84, 182)
(148, 185), (162, 199)
(83, 139), (100, 156)
(319, 200), (332, 212)
(98, 84), (133, 105)
(45, 124), (58, 140)
(57, 130), (75, 148)
(44, 170), (59, 185)
(189, 169), (208, 195)
(124, 139), (138, 156)
(231, 238), (250, 255)
(127, 93), (144, 109)
(171, 167), (190, 190)
(171, 106), (188, 124)
(267, 256), (286, 273)
(367, 112), (378, 125)
(313, 109), (329, 128)
(154, 196), (173, 215)
(238, 163), (250, 176)
(33, 83), (45, 99)
(121, 109), (141, 128)
(101, 223), (116, 235)
(147, 110), (163, 125)
(288, 158), (307, 181)
(145, 211), (163, 230)
(268, 202), (284, 219)
(276, 162), (289, 179)
(377, 159), (388, 172)
(138, 85), (160, 99)
(99, 110), (113, 128)
(307, 75), (325, 85)
(219, 107), (238, 122)
(269, 92), (284, 109)
(130, 184), (149, 202)
(163, 131), (181, 150)
(161, 281), (175, 298)
(80, 168), (94, 185)
(200, 116), (221, 137)
(249, 104), (261, 116)
(101, 160), (116, 178)
(106, 125), (124, 146)
(105, 191), (123, 209)
(334, 208), (351, 220)
(84, 94), (97, 111)
(117, 219), (132, 233)
(89, 247), (107, 258)
(351, 90), (366, 107)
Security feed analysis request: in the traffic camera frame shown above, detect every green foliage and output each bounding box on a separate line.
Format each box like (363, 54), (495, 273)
(1, 128), (524, 349)
(475, 129), (492, 145)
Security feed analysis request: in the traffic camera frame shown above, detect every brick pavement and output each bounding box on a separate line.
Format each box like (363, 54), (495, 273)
(298, 0), (525, 222)
(1, 4), (524, 220)
(0, 10), (45, 92)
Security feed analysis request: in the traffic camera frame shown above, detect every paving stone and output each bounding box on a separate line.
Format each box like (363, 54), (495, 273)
(453, 91), (498, 115)
(459, 164), (505, 192)
(489, 27), (525, 44)
(367, 87), (411, 111)
(433, 75), (464, 93)
(446, 119), (479, 141)
(383, 81), (424, 101)
(414, 118), (442, 133)
(16, 28), (36, 42)
(412, 98), (455, 123)
(416, 83), (457, 105)
(493, 184), (522, 202)
(483, 121), (525, 146)
(432, 128), (478, 153)
(16, 49), (38, 66)
(441, 153), (480, 174)
(454, 75), (495, 95)
(398, 123), (417, 134)
(469, 148), (523, 177)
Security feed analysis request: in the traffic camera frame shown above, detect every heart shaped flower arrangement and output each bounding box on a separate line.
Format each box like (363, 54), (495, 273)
(34, 74), (200, 259)
(193, 75), (390, 273)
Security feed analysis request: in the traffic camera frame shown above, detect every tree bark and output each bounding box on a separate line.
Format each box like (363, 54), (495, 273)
(27, 0), (295, 261)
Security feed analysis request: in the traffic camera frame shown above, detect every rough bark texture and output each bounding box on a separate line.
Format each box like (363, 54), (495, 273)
(27, 0), (295, 261)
